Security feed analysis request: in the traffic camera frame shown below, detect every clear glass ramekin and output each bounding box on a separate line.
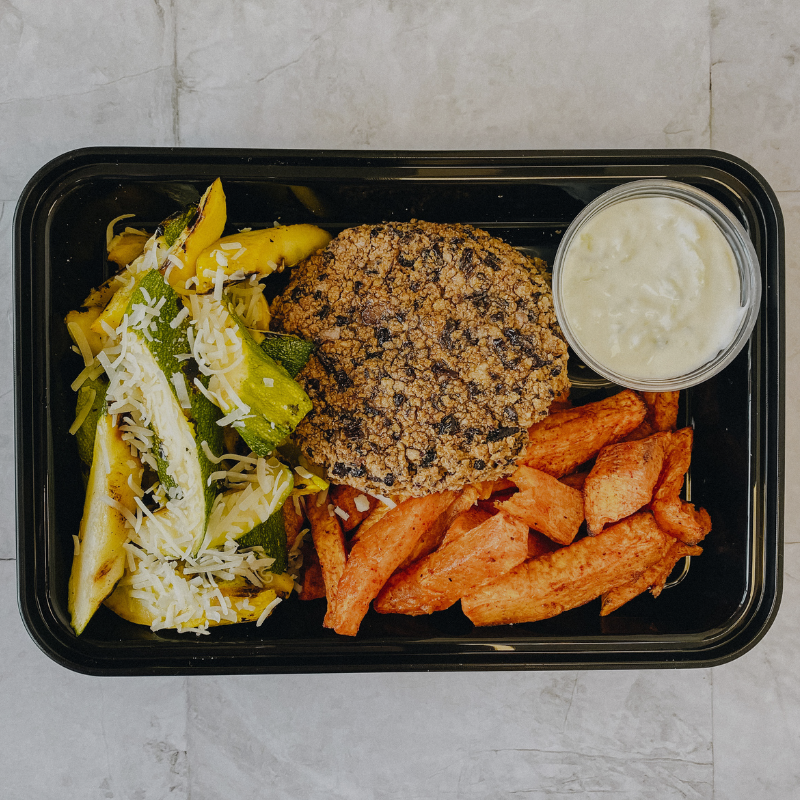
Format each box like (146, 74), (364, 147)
(551, 179), (762, 391)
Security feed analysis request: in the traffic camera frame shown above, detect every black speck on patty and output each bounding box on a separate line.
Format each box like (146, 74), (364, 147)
(271, 221), (570, 496)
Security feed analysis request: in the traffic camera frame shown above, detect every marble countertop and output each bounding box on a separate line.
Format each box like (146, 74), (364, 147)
(2, 1), (798, 797)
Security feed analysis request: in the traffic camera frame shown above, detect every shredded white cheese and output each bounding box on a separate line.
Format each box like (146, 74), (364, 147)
(68, 388), (96, 435)
(67, 321), (94, 368)
(370, 493), (397, 509)
(169, 306), (190, 329)
(117, 539), (283, 634)
(106, 213), (136, 247)
(171, 372), (192, 409)
(256, 596), (282, 627)
(70, 360), (103, 392)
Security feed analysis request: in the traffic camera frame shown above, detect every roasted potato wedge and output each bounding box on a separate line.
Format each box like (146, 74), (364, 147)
(329, 491), (458, 636)
(520, 389), (647, 477)
(462, 512), (672, 627)
(498, 465), (584, 545)
(583, 432), (670, 535)
(374, 511), (528, 616)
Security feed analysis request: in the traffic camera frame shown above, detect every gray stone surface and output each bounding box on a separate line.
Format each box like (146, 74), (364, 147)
(711, 0), (800, 192)
(712, 542), (800, 800)
(0, 0), (175, 201)
(0, 203), (13, 558)
(175, 0), (710, 152)
(187, 670), (712, 800)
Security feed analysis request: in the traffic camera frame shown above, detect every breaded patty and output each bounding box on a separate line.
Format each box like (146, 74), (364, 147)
(271, 221), (570, 496)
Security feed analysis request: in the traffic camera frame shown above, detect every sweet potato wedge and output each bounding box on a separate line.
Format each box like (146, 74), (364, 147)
(374, 512), (528, 616)
(527, 530), (561, 559)
(645, 391), (681, 432)
(648, 427), (711, 544)
(472, 478), (516, 501)
(329, 485), (378, 532)
(397, 486), (479, 571)
(583, 432), (670, 535)
(651, 496), (712, 545)
(520, 389), (647, 477)
(497, 465), (584, 545)
(443, 508), (493, 541)
(282, 497), (305, 550)
(329, 491), (458, 636)
(653, 427), (694, 501)
(600, 540), (702, 615)
(306, 497), (348, 627)
(299, 541), (326, 601)
(624, 391), (680, 441)
(348, 501), (394, 549)
(559, 471), (589, 491)
(622, 419), (655, 442)
(461, 511), (672, 627)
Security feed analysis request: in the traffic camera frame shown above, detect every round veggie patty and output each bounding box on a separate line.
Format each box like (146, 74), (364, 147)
(271, 221), (570, 496)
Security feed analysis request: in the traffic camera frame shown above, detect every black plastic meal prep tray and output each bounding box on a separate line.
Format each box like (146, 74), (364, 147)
(14, 148), (784, 675)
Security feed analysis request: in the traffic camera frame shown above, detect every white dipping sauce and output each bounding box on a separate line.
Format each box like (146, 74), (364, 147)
(560, 196), (745, 380)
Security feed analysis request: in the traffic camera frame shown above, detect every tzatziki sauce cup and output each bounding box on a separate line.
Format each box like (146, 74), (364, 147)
(551, 179), (761, 391)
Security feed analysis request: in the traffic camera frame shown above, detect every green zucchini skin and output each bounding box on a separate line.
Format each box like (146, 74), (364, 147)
(237, 507), (289, 575)
(75, 377), (109, 467)
(258, 332), (314, 379)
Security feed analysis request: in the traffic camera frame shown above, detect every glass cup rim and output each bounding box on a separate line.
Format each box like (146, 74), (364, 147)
(551, 179), (762, 392)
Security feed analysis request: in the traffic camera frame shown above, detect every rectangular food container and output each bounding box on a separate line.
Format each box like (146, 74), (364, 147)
(14, 148), (784, 675)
